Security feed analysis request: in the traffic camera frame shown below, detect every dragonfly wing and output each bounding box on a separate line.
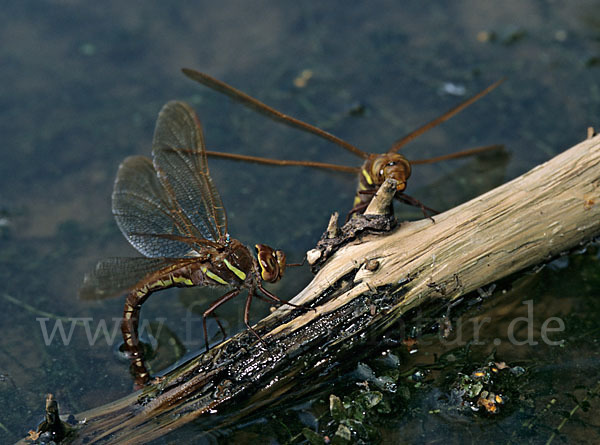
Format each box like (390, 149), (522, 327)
(151, 101), (228, 243)
(112, 156), (207, 257)
(79, 257), (195, 300)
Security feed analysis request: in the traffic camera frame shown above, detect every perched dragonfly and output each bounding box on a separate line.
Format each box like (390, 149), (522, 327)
(182, 68), (503, 218)
(81, 101), (305, 386)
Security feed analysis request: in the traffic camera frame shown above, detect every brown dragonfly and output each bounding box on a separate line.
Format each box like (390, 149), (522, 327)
(81, 101), (304, 386)
(182, 68), (503, 218)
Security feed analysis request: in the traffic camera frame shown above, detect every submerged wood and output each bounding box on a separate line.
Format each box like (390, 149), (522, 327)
(20, 135), (600, 444)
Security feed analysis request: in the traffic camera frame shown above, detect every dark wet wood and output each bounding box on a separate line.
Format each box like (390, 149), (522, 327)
(19, 134), (600, 445)
(26, 394), (74, 443)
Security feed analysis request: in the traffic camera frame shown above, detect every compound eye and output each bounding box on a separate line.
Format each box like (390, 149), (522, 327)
(261, 254), (276, 270)
(255, 244), (281, 283)
(274, 250), (286, 280)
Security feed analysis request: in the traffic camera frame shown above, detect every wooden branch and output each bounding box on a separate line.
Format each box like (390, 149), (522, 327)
(21, 135), (600, 444)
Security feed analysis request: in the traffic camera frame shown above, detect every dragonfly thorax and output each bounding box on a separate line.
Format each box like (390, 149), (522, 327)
(210, 239), (256, 286)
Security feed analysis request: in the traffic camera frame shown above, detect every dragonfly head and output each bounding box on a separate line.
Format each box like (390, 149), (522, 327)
(371, 153), (412, 192)
(255, 244), (286, 283)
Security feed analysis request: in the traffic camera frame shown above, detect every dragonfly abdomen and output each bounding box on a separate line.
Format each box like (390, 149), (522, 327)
(121, 243), (257, 383)
(124, 257), (251, 321)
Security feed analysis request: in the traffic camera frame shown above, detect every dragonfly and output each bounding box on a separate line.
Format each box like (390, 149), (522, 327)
(80, 100), (305, 386)
(182, 68), (504, 218)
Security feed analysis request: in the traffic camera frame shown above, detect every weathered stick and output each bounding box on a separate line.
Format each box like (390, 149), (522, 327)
(21, 135), (600, 444)
(273, 133), (600, 333)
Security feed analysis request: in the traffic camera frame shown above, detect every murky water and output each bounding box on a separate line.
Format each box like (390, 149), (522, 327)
(0, 0), (599, 443)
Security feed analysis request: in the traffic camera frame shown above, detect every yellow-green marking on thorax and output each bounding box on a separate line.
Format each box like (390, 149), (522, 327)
(361, 169), (374, 185)
(223, 258), (247, 280)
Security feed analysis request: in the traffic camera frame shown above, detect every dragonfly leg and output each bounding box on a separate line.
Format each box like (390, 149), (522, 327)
(211, 311), (228, 341)
(396, 193), (438, 221)
(257, 283), (315, 312)
(253, 292), (276, 305)
(202, 288), (241, 352)
(348, 189), (438, 221)
(346, 201), (370, 222)
(243, 287), (269, 349)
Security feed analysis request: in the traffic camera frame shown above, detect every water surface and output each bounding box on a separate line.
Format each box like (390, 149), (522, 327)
(0, 1), (599, 443)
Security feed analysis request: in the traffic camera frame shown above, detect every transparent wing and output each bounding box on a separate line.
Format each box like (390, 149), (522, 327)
(151, 101), (228, 243)
(112, 155), (216, 257)
(79, 257), (198, 300)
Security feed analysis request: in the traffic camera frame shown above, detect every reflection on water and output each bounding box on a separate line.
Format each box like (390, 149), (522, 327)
(0, 0), (599, 442)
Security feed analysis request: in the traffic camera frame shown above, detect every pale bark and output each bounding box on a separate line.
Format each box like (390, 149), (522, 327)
(276, 133), (600, 335)
(20, 134), (600, 445)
